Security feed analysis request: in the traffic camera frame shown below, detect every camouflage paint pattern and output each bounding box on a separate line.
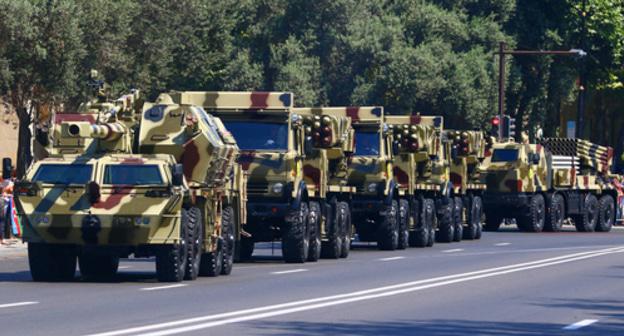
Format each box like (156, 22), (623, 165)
(445, 130), (488, 195)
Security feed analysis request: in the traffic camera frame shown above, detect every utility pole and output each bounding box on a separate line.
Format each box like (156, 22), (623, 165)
(577, 0), (588, 139)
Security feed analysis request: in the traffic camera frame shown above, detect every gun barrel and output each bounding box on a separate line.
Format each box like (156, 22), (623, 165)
(66, 122), (127, 141)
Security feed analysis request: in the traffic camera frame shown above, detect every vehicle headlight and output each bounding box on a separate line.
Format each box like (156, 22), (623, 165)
(271, 182), (284, 194)
(367, 182), (378, 193)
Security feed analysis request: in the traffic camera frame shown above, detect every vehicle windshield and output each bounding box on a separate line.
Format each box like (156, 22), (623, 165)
(32, 164), (93, 184)
(354, 130), (380, 156)
(491, 149), (519, 162)
(222, 121), (288, 151)
(103, 165), (163, 185)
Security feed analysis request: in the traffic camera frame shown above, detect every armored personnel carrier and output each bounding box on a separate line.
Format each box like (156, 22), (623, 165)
(481, 138), (617, 233)
(13, 89), (245, 282)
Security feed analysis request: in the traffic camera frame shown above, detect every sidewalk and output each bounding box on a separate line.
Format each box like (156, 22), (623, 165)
(0, 239), (27, 259)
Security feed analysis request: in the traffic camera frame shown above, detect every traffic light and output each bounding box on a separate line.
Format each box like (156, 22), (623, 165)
(502, 115), (516, 140)
(490, 116), (500, 137)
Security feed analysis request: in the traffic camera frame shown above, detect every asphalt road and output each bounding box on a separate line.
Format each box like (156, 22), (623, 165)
(1, 226), (623, 336)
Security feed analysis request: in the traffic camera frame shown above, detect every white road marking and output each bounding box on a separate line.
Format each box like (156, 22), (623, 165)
(118, 266), (131, 269)
(494, 243), (511, 246)
(379, 256), (405, 261)
(87, 246), (624, 336)
(442, 248), (464, 253)
(140, 284), (188, 291)
(0, 301), (39, 309)
(563, 319), (598, 330)
(271, 269), (308, 275)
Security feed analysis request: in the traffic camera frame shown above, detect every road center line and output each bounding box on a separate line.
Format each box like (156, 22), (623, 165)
(563, 319), (598, 330)
(379, 256), (405, 261)
(442, 248), (464, 253)
(86, 246), (624, 336)
(0, 301), (39, 309)
(271, 269), (307, 275)
(495, 243), (511, 246)
(140, 284), (188, 291)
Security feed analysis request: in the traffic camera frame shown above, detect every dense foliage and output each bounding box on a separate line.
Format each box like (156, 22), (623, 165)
(0, 0), (622, 175)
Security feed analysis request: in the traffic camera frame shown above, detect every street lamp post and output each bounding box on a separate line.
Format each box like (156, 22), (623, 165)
(495, 42), (586, 141)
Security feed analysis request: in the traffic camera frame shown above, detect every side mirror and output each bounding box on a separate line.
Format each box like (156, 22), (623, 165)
(304, 136), (314, 156)
(391, 142), (400, 156)
(172, 164), (184, 186)
(2, 158), (12, 179)
(450, 146), (458, 161)
(86, 181), (101, 204)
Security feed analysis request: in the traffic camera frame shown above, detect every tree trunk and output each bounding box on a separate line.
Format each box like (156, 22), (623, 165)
(16, 107), (33, 179)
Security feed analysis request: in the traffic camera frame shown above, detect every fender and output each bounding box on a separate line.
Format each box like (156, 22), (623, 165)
(291, 180), (308, 210)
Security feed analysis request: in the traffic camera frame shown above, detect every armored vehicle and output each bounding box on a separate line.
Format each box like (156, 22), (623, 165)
(165, 91), (314, 263)
(481, 138), (617, 233)
(319, 107), (401, 250)
(294, 108), (357, 259)
(14, 91), (245, 282)
(384, 115), (456, 248)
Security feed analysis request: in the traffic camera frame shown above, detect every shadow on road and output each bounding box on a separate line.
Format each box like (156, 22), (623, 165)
(537, 298), (624, 321)
(247, 318), (621, 336)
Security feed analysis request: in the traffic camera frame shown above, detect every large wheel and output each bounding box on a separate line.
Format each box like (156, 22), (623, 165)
(435, 198), (455, 243)
(184, 207), (203, 280)
(574, 194), (599, 232)
(452, 197), (463, 242)
(397, 199), (410, 249)
(29, 243), (77, 282)
(321, 200), (342, 259)
(282, 202), (310, 263)
(220, 206), (235, 275)
(307, 201), (322, 262)
(79, 252), (119, 280)
(463, 196), (482, 240)
(408, 199), (428, 247)
(518, 194), (546, 232)
(596, 195), (615, 232)
(377, 200), (399, 250)
(338, 201), (352, 258)
(156, 209), (189, 282)
(544, 194), (564, 232)
(424, 198), (436, 247)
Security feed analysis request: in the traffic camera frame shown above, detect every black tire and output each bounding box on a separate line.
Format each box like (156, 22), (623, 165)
(435, 198), (455, 243)
(408, 199), (428, 248)
(282, 202), (310, 263)
(307, 201), (322, 262)
(544, 194), (564, 232)
(236, 237), (255, 262)
(397, 199), (410, 249)
(79, 253), (119, 280)
(321, 200), (342, 259)
(596, 195), (615, 232)
(377, 200), (399, 250)
(452, 197), (463, 242)
(338, 201), (351, 258)
(156, 209), (189, 282)
(518, 194), (546, 232)
(574, 194), (599, 232)
(463, 196), (481, 239)
(29, 243), (77, 282)
(424, 198), (436, 247)
(184, 207), (203, 280)
(220, 206), (235, 275)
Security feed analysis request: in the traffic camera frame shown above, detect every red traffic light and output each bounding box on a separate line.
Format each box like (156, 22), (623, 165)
(491, 117), (500, 126)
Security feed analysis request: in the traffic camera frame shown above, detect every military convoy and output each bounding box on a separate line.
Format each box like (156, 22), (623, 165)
(481, 138), (618, 233)
(5, 74), (624, 282)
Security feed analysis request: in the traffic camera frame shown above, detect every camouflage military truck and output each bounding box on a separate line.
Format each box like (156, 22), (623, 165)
(481, 138), (618, 233)
(294, 108), (357, 259)
(384, 115), (456, 249)
(444, 129), (488, 240)
(319, 107), (403, 250)
(165, 91), (315, 263)
(13, 90), (245, 282)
